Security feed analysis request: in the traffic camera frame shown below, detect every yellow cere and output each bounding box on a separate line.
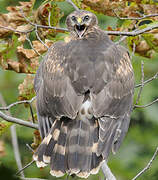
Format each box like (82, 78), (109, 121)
(77, 17), (82, 23)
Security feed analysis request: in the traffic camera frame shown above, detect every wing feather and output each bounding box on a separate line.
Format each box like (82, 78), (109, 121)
(91, 45), (134, 159)
(34, 41), (84, 138)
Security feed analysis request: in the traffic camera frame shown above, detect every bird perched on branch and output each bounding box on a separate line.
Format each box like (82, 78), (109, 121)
(33, 10), (134, 178)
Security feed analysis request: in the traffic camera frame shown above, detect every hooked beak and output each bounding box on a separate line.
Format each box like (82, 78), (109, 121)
(74, 17), (87, 38)
(74, 24), (87, 38)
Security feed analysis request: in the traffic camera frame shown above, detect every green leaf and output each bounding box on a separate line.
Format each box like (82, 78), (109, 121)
(0, 40), (8, 53)
(0, 120), (12, 136)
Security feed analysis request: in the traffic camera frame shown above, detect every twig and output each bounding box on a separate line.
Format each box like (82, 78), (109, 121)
(132, 147), (158, 180)
(134, 98), (158, 108)
(131, 42), (136, 58)
(134, 61), (144, 108)
(48, 11), (51, 27)
(16, 160), (35, 175)
(101, 161), (116, 180)
(0, 25), (34, 34)
(0, 96), (36, 110)
(66, 0), (79, 11)
(115, 29), (139, 44)
(0, 94), (25, 178)
(28, 101), (35, 123)
(11, 125), (25, 177)
(113, 10), (158, 20)
(20, 178), (47, 180)
(135, 72), (158, 88)
(25, 35), (41, 56)
(20, 8), (68, 32)
(115, 36), (127, 44)
(20, 9), (35, 26)
(26, 143), (34, 152)
(29, 24), (68, 32)
(0, 96), (36, 123)
(1, 13), (158, 37)
(35, 26), (49, 49)
(104, 23), (158, 36)
(21, 8), (48, 49)
(21, 6), (48, 49)
(0, 111), (38, 129)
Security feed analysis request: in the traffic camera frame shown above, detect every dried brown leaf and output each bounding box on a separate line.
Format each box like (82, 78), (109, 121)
(18, 74), (35, 101)
(7, 60), (21, 73)
(18, 34), (27, 42)
(136, 40), (150, 53)
(16, 24), (32, 33)
(32, 40), (48, 53)
(17, 45), (37, 59)
(0, 1), (33, 38)
(31, 130), (41, 150)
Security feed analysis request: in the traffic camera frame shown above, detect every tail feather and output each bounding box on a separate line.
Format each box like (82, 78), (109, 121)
(66, 119), (89, 174)
(97, 117), (119, 159)
(90, 120), (103, 174)
(33, 115), (103, 178)
(33, 119), (61, 166)
(50, 120), (68, 176)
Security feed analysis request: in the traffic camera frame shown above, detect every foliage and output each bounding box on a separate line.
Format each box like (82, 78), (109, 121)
(0, 0), (158, 180)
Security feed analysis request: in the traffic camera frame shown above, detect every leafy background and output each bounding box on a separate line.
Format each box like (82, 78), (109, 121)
(0, 0), (158, 180)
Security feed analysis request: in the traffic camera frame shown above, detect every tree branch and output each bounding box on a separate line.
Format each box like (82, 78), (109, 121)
(101, 161), (116, 180)
(11, 125), (25, 178)
(0, 111), (38, 129)
(0, 94), (25, 177)
(1, 9), (158, 38)
(134, 98), (158, 108)
(0, 25), (34, 34)
(20, 9), (68, 33)
(132, 147), (158, 180)
(134, 61), (145, 108)
(113, 10), (158, 20)
(35, 26), (49, 49)
(20, 178), (47, 180)
(0, 96), (36, 124)
(104, 23), (158, 36)
(16, 160), (35, 176)
(66, 0), (79, 11)
(135, 72), (158, 88)
(0, 96), (36, 110)
(25, 35), (41, 56)
(26, 143), (34, 152)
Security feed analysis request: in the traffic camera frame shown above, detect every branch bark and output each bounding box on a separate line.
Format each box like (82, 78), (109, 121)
(16, 160), (35, 176)
(134, 61), (145, 108)
(0, 94), (25, 178)
(11, 125), (25, 178)
(101, 161), (116, 180)
(0, 96), (36, 110)
(20, 178), (47, 180)
(66, 0), (79, 11)
(135, 72), (158, 88)
(1, 14), (158, 37)
(134, 98), (158, 108)
(132, 147), (158, 180)
(0, 111), (38, 129)
(113, 10), (158, 20)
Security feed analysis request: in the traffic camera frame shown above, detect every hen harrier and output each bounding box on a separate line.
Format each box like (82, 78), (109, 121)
(33, 10), (134, 178)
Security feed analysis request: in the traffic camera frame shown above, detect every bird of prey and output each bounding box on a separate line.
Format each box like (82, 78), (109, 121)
(33, 10), (134, 178)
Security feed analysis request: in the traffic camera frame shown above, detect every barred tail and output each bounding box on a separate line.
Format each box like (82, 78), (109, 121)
(33, 116), (103, 178)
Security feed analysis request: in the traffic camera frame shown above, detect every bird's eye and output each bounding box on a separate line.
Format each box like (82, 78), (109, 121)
(84, 15), (90, 21)
(71, 16), (76, 21)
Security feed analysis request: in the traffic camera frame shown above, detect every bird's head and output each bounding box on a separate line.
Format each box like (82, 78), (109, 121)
(66, 10), (98, 39)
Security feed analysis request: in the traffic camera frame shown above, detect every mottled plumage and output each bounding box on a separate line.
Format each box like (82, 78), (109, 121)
(33, 10), (134, 178)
